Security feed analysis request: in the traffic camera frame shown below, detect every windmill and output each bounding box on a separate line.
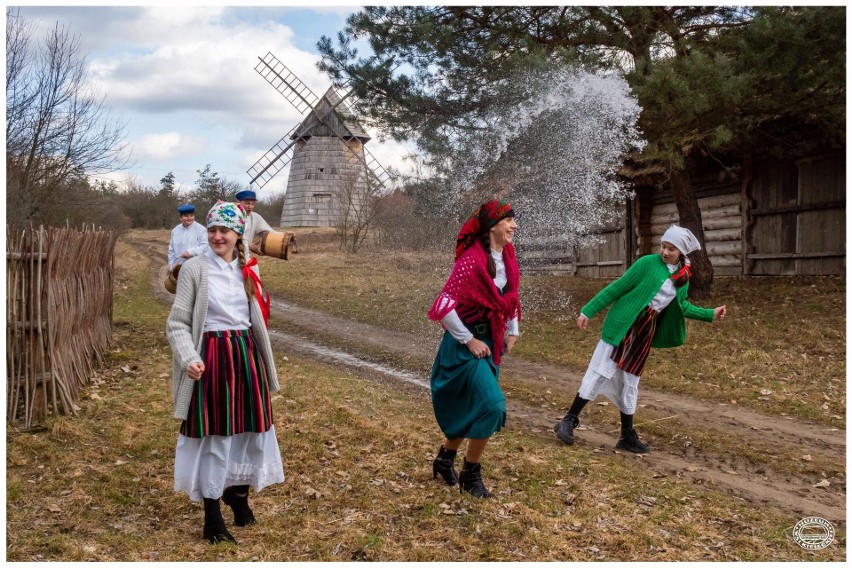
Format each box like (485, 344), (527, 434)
(247, 52), (394, 227)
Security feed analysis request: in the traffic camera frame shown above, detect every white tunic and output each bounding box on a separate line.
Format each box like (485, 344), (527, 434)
(167, 221), (208, 269)
(243, 212), (275, 260)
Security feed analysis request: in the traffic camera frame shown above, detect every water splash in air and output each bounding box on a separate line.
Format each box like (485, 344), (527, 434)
(440, 64), (645, 257)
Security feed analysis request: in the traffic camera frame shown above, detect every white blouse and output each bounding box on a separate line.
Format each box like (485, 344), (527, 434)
(441, 249), (519, 344)
(649, 263), (679, 312)
(203, 249), (252, 331)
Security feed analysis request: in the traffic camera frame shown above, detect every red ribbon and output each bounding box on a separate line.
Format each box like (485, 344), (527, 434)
(671, 260), (692, 282)
(242, 258), (271, 326)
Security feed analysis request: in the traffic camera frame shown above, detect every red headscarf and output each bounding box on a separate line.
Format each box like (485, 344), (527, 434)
(455, 199), (515, 259)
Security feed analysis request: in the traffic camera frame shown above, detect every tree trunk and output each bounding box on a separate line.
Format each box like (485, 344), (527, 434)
(669, 168), (713, 299)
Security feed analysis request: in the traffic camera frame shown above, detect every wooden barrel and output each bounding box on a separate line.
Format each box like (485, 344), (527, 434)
(164, 264), (182, 294)
(253, 231), (297, 260)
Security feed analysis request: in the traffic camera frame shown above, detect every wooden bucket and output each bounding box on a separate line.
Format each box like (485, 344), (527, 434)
(164, 264), (182, 294)
(254, 231), (297, 260)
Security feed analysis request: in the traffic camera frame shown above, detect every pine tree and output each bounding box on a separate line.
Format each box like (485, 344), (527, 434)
(318, 6), (844, 295)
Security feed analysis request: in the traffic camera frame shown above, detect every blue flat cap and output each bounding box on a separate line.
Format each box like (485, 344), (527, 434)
(235, 190), (257, 201)
(177, 204), (195, 214)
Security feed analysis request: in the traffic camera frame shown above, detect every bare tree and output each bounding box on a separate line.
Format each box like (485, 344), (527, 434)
(6, 8), (129, 226)
(331, 169), (384, 253)
(186, 164), (243, 215)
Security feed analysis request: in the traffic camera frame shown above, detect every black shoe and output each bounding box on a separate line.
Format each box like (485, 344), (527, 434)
(554, 413), (579, 445)
(203, 514), (237, 545)
(222, 486), (256, 526)
(432, 445), (459, 486)
(459, 460), (491, 499)
(615, 428), (650, 454)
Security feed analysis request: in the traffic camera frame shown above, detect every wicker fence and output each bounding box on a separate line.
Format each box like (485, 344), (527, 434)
(6, 225), (117, 429)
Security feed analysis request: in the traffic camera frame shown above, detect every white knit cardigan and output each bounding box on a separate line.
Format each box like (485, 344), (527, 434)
(165, 254), (279, 420)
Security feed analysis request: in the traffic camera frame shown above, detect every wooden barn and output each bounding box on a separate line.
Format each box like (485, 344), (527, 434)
(521, 151), (845, 277)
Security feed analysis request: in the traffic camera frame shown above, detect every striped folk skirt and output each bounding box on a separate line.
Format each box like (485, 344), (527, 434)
(610, 306), (659, 377)
(180, 329), (274, 438)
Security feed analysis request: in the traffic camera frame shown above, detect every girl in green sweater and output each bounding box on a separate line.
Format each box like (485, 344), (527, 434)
(554, 225), (727, 453)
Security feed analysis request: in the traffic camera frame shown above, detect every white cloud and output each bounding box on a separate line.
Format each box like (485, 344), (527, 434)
(132, 132), (206, 162)
(17, 5), (417, 192)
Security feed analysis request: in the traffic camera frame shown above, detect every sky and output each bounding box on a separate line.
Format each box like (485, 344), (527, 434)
(13, 3), (418, 200)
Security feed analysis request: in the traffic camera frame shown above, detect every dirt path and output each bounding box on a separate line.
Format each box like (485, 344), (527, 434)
(134, 238), (845, 525)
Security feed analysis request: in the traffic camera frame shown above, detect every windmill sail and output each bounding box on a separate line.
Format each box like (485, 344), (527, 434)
(255, 52), (319, 114)
(247, 123), (300, 189)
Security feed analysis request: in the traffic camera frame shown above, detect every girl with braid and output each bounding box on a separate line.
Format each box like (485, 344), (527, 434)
(427, 199), (521, 498)
(554, 225), (726, 453)
(166, 200), (282, 544)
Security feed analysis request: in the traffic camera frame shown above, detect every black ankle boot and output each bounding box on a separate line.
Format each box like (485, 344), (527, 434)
(222, 486), (256, 526)
(459, 459), (491, 499)
(202, 498), (237, 544)
(615, 428), (650, 454)
(432, 446), (459, 486)
(554, 413), (580, 445)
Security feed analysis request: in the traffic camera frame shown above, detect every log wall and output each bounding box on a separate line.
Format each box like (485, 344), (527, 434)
(521, 151), (844, 277)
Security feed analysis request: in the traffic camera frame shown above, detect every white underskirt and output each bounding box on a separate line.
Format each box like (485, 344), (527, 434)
(174, 425), (285, 502)
(577, 340), (641, 415)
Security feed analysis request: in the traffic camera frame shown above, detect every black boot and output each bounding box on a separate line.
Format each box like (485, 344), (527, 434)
(554, 413), (580, 445)
(202, 498), (237, 544)
(222, 485), (256, 526)
(432, 445), (459, 486)
(615, 428), (650, 454)
(459, 459), (491, 499)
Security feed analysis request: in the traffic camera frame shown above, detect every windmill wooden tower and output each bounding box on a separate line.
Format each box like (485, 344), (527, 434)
(247, 52), (393, 227)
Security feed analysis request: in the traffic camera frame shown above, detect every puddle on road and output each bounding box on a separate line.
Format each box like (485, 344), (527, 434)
(267, 328), (430, 390)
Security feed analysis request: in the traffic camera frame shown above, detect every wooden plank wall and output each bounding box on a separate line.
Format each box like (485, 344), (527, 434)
(519, 212), (628, 276)
(574, 214), (628, 278)
(746, 153), (845, 275)
(519, 152), (844, 277)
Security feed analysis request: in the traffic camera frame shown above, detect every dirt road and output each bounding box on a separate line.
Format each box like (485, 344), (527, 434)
(136, 238), (845, 526)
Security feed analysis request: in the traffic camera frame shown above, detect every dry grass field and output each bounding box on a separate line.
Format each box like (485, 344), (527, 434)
(5, 229), (845, 561)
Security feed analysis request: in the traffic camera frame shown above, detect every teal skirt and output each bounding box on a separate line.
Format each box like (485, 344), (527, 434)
(430, 331), (507, 440)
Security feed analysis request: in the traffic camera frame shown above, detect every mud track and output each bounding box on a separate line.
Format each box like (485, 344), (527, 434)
(132, 238), (845, 525)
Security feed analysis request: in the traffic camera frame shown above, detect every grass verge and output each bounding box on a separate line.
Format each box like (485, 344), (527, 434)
(5, 236), (845, 561)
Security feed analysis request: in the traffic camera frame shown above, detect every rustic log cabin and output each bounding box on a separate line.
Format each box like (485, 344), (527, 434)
(521, 151), (845, 277)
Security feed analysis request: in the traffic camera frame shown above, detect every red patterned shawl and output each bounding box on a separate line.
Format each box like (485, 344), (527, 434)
(428, 241), (521, 365)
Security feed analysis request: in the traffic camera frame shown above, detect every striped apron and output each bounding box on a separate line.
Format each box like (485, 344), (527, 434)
(180, 329), (274, 438)
(610, 306), (659, 377)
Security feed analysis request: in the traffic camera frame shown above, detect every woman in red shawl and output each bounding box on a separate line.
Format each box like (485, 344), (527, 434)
(427, 199), (521, 498)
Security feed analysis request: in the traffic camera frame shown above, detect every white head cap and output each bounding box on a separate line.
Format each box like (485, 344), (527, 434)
(661, 224), (701, 256)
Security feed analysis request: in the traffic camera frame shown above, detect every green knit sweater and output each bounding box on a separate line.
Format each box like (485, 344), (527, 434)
(580, 254), (715, 348)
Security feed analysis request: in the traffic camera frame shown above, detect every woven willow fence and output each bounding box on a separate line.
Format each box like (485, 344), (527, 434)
(6, 225), (117, 429)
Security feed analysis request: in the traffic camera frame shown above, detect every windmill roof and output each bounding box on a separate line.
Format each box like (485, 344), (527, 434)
(292, 86), (371, 142)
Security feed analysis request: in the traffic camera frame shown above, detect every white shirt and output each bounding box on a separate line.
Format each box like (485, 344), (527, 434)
(243, 212), (275, 259)
(441, 249), (520, 344)
(168, 221), (208, 269)
(203, 249), (252, 331)
(649, 263), (679, 312)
